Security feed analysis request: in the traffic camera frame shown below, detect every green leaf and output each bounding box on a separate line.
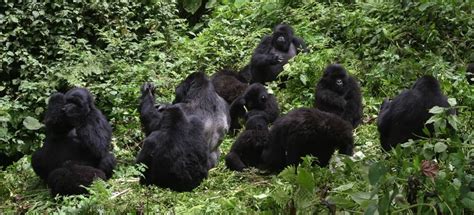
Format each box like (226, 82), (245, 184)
(333, 182), (354, 191)
(299, 74), (308, 85)
(368, 162), (388, 185)
(447, 98), (457, 106)
(434, 142), (448, 153)
(350, 192), (377, 206)
(429, 106), (445, 114)
(182, 0), (202, 14)
(23, 116), (43, 130)
(234, 0), (247, 8)
(364, 203), (378, 215)
(296, 168), (314, 191)
(461, 192), (474, 209)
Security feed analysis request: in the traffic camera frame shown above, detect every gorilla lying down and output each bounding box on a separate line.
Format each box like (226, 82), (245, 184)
(32, 88), (116, 196)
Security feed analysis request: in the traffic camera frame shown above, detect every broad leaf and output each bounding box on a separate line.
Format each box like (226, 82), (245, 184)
(23, 116), (43, 130)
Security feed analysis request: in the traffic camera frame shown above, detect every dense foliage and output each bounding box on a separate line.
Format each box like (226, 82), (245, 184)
(1, 0), (472, 213)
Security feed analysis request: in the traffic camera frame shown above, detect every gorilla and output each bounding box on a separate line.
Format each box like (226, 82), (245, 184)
(314, 64), (363, 128)
(247, 24), (307, 84)
(172, 72), (230, 168)
(377, 75), (453, 151)
(229, 83), (279, 130)
(137, 83), (208, 191)
(467, 63), (473, 85)
(261, 108), (354, 172)
(31, 88), (116, 196)
(211, 69), (249, 104)
(225, 115), (269, 171)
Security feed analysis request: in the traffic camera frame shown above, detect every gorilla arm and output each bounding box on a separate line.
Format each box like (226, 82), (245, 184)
(139, 83), (163, 136)
(251, 36), (281, 66)
(292, 36), (308, 53)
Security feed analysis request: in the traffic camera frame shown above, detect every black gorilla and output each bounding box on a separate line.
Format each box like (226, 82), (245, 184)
(172, 72), (230, 168)
(467, 63), (473, 85)
(377, 75), (452, 151)
(137, 83), (208, 191)
(229, 83), (279, 130)
(314, 64), (363, 128)
(31, 88), (116, 196)
(247, 24), (307, 84)
(261, 108), (354, 172)
(211, 69), (249, 104)
(225, 115), (269, 171)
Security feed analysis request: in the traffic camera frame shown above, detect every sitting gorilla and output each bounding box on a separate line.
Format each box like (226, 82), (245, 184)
(247, 24), (307, 84)
(211, 69), (249, 104)
(229, 83), (279, 130)
(225, 115), (269, 171)
(32, 88), (116, 196)
(467, 63), (473, 85)
(173, 72), (230, 168)
(137, 83), (208, 191)
(261, 108), (354, 172)
(377, 75), (453, 151)
(314, 64), (363, 128)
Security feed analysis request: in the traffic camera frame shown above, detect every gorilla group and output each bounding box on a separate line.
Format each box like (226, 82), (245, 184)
(314, 64), (363, 128)
(137, 72), (229, 191)
(377, 75), (453, 151)
(32, 88), (116, 196)
(245, 24), (307, 84)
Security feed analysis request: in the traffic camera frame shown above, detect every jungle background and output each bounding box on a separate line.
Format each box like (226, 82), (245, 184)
(0, 0), (473, 214)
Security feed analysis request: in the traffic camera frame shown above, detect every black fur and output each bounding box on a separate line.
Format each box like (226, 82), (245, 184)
(261, 108), (354, 172)
(211, 69), (249, 104)
(247, 24), (307, 84)
(137, 87), (209, 191)
(31, 88), (116, 196)
(229, 83), (279, 130)
(225, 115), (268, 171)
(314, 64), (363, 128)
(377, 75), (452, 151)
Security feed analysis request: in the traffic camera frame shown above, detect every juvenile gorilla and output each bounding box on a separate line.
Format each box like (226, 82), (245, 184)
(261, 108), (354, 172)
(32, 88), (116, 196)
(211, 69), (249, 104)
(225, 115), (269, 171)
(377, 75), (452, 151)
(314, 64), (363, 128)
(229, 83), (279, 130)
(137, 83), (208, 191)
(170, 72), (230, 168)
(248, 24), (307, 84)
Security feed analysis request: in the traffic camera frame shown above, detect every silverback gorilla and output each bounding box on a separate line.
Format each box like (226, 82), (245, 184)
(137, 83), (208, 191)
(32, 88), (116, 196)
(377, 75), (452, 151)
(261, 108), (354, 172)
(247, 24), (307, 84)
(314, 64), (363, 128)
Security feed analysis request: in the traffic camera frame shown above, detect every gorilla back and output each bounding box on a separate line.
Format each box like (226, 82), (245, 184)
(377, 75), (452, 151)
(173, 72), (230, 168)
(136, 105), (209, 192)
(261, 108), (354, 172)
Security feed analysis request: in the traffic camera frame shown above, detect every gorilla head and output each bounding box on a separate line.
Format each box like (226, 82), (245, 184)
(245, 114), (268, 130)
(320, 64), (350, 95)
(411, 75), (442, 93)
(243, 83), (269, 110)
(63, 88), (95, 125)
(173, 72), (210, 104)
(272, 24), (294, 52)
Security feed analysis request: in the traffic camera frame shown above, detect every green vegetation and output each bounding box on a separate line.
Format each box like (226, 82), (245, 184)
(1, 1), (473, 213)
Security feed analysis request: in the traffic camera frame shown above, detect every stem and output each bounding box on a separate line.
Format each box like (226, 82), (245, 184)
(392, 203), (437, 214)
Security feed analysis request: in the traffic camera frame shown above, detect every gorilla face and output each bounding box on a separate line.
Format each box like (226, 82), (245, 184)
(244, 83), (268, 110)
(272, 24), (294, 52)
(322, 64), (349, 95)
(63, 88), (92, 122)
